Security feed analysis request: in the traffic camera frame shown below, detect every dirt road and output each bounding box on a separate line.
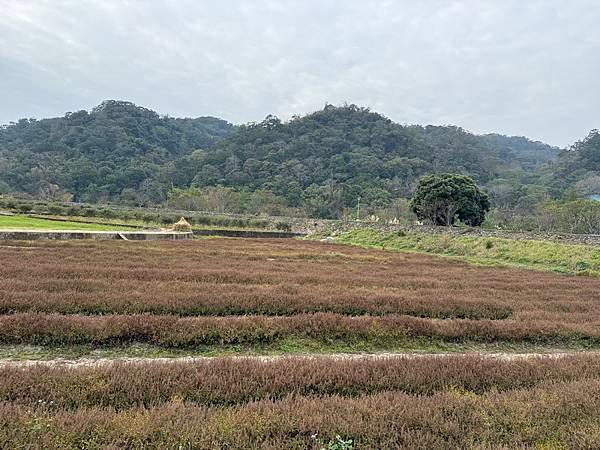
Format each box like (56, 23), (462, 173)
(2, 351), (598, 368)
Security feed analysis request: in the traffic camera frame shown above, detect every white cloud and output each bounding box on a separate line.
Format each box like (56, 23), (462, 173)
(0, 0), (598, 146)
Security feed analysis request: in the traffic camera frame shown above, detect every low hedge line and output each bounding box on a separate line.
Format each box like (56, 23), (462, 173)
(1, 355), (599, 409)
(0, 379), (598, 448)
(0, 313), (597, 348)
(0, 197), (275, 229)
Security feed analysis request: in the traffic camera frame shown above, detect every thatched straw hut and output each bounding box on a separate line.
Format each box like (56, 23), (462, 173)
(172, 217), (192, 232)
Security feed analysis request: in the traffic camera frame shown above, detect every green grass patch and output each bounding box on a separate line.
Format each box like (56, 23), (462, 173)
(0, 339), (594, 361)
(332, 228), (600, 276)
(0, 215), (134, 231)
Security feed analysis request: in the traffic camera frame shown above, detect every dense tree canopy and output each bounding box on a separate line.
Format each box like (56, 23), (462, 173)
(2, 100), (594, 219)
(410, 174), (490, 226)
(538, 130), (600, 197)
(0, 100), (233, 203)
(199, 105), (559, 214)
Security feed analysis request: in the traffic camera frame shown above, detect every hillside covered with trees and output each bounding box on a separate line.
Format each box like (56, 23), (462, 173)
(2, 100), (598, 220)
(538, 129), (600, 198)
(204, 105), (560, 217)
(0, 100), (233, 204)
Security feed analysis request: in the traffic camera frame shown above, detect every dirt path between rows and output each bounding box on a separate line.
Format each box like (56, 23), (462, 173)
(2, 351), (599, 368)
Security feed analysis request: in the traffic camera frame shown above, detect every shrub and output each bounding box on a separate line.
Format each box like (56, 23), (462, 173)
(1, 198), (17, 209)
(66, 206), (81, 216)
(275, 221), (292, 232)
(17, 203), (32, 213)
(97, 208), (117, 219)
(81, 207), (97, 217)
(47, 204), (65, 215)
(31, 205), (47, 214)
(159, 214), (178, 225)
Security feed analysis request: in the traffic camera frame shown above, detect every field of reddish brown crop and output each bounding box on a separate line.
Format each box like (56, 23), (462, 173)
(2, 238), (600, 448)
(1, 355), (600, 448)
(1, 238), (600, 348)
(2, 354), (600, 408)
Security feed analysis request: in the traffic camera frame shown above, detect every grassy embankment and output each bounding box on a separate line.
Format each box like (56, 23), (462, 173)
(0, 215), (131, 231)
(332, 228), (600, 277)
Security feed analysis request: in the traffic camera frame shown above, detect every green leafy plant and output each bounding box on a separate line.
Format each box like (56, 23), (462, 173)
(316, 435), (354, 450)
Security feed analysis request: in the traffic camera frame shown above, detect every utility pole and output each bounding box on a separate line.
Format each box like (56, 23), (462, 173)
(356, 196), (361, 221)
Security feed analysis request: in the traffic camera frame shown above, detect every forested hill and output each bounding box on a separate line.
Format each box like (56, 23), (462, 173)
(537, 129), (600, 197)
(202, 105), (560, 208)
(0, 101), (566, 211)
(0, 100), (233, 202)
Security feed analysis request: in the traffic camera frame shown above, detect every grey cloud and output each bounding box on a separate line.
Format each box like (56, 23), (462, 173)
(0, 0), (598, 146)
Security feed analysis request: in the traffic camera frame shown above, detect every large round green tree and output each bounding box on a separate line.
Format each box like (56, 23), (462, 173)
(410, 174), (490, 226)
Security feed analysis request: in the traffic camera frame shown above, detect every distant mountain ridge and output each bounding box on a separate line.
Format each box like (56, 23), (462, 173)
(204, 105), (560, 211)
(0, 100), (585, 215)
(0, 100), (233, 157)
(0, 100), (233, 201)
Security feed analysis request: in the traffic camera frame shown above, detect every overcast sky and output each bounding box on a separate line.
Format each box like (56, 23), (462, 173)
(1, 0), (599, 147)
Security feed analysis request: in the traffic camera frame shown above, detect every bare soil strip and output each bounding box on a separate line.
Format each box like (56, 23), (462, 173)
(2, 351), (598, 368)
